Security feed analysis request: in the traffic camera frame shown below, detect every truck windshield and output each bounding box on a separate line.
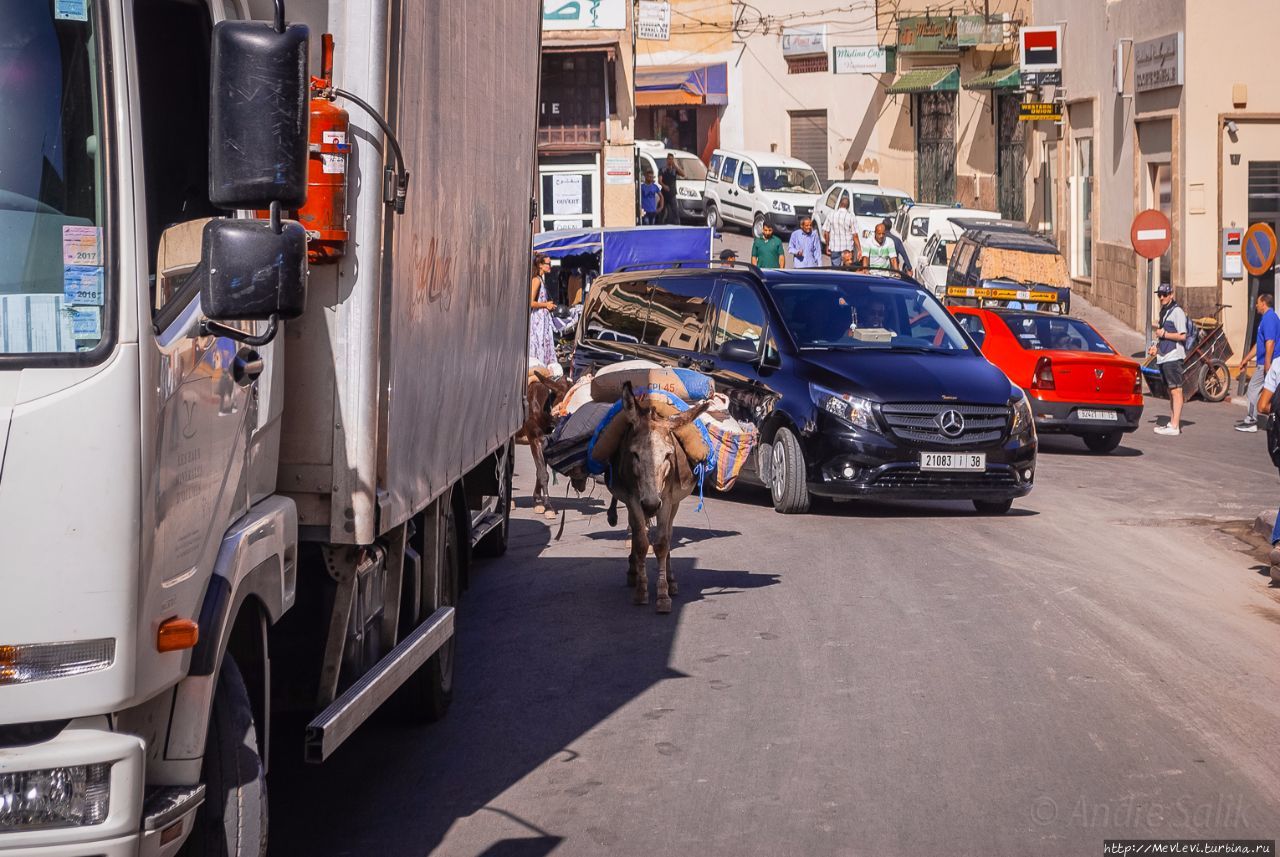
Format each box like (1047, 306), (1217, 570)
(0, 2), (107, 357)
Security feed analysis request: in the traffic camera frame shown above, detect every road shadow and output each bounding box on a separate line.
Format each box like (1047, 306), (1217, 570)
(1036, 436), (1145, 458)
(583, 525), (742, 547)
(267, 555), (779, 857)
(712, 482), (1040, 519)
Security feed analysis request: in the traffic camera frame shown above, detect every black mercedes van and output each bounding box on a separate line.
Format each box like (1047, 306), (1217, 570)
(573, 265), (1037, 514)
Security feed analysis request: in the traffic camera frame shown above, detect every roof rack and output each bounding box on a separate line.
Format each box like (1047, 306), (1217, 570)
(612, 259), (763, 274)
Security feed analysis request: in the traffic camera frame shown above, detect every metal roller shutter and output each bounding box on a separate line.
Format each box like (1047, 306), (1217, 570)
(789, 110), (828, 184)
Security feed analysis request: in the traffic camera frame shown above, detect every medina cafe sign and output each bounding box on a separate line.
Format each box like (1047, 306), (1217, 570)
(1133, 32), (1183, 92)
(833, 45), (896, 74)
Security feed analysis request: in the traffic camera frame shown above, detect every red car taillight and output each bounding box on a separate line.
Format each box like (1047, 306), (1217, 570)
(1031, 356), (1055, 391)
(1133, 370), (1142, 395)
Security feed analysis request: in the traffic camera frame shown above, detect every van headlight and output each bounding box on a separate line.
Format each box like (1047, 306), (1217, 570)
(771, 199), (793, 213)
(811, 384), (878, 432)
(1010, 391), (1035, 438)
(0, 763), (112, 831)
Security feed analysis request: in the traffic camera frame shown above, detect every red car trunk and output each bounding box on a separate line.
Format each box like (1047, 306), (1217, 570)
(1038, 353), (1138, 404)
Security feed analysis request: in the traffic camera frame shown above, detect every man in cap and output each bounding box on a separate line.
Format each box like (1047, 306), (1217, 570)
(1149, 283), (1189, 436)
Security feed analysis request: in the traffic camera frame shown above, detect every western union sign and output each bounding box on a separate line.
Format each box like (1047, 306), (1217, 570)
(1018, 102), (1062, 122)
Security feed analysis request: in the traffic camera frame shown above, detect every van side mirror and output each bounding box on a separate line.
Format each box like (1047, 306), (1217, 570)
(910, 221), (928, 237)
(719, 338), (760, 363)
(744, 182), (755, 193)
(209, 20), (309, 208)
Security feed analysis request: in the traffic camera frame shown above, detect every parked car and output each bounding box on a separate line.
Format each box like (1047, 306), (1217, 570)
(944, 219), (1072, 314)
(950, 308), (1143, 454)
(573, 266), (1037, 514)
(893, 203), (1001, 278)
(703, 148), (824, 236)
(637, 140), (709, 223)
(814, 182), (913, 246)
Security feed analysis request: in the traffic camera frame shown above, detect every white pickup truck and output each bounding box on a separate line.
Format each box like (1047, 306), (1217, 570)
(0, 1), (539, 854)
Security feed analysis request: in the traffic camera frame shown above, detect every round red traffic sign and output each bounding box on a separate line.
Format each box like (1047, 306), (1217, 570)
(1130, 209), (1172, 260)
(1243, 222), (1277, 277)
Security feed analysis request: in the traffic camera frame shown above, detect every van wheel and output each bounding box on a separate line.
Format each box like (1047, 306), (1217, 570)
(180, 656), (266, 857)
(752, 213), (767, 239)
(769, 427), (810, 514)
(972, 498), (1013, 515)
(1082, 432), (1122, 454)
(705, 203), (721, 230)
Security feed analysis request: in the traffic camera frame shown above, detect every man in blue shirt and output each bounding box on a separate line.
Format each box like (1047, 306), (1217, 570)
(639, 170), (663, 225)
(788, 217), (822, 269)
(1236, 292), (1279, 432)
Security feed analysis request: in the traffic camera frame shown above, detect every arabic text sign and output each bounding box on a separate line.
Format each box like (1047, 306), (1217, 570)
(1134, 32), (1183, 92)
(637, 0), (669, 40)
(833, 46), (895, 74)
(543, 0), (626, 31)
(897, 16), (957, 53)
(782, 25), (827, 57)
(552, 174), (584, 215)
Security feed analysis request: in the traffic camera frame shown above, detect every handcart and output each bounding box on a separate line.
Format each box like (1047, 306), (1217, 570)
(1141, 303), (1233, 402)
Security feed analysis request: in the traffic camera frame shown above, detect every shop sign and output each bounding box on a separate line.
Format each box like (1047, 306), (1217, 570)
(604, 155), (634, 185)
(1020, 25), (1062, 73)
(956, 15), (1005, 47)
(833, 45), (895, 74)
(1018, 102), (1062, 122)
(637, 0), (669, 41)
(897, 16), (958, 53)
(551, 174), (584, 215)
(543, 0), (626, 31)
(782, 24), (827, 57)
(1134, 32), (1183, 92)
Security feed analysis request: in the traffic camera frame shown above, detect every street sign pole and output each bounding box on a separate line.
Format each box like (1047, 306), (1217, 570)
(1129, 208), (1173, 349)
(1145, 256), (1154, 349)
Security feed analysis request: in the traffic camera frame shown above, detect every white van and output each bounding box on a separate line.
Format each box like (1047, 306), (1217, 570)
(893, 204), (1002, 296)
(703, 148), (824, 236)
(637, 140), (709, 223)
(813, 182), (913, 245)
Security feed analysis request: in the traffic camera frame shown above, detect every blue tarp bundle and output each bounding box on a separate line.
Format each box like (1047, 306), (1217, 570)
(533, 226), (714, 274)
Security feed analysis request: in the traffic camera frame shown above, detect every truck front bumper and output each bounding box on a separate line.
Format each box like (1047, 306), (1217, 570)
(0, 726), (144, 855)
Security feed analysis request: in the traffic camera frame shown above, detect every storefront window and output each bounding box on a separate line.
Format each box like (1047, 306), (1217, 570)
(1072, 137), (1093, 278)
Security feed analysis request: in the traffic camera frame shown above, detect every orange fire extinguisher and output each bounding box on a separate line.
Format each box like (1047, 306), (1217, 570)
(297, 33), (349, 264)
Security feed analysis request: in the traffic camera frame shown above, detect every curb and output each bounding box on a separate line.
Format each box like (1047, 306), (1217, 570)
(1252, 508), (1276, 539)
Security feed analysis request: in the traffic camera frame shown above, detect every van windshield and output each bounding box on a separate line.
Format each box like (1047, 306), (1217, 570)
(0, 2), (107, 357)
(759, 167), (821, 194)
(853, 194), (906, 218)
(771, 279), (971, 353)
(673, 156), (707, 181)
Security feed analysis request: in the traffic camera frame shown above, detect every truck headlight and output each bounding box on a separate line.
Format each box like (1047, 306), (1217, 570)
(1010, 392), (1035, 438)
(771, 199), (793, 213)
(0, 639), (115, 686)
(0, 763), (112, 831)
(811, 384), (878, 432)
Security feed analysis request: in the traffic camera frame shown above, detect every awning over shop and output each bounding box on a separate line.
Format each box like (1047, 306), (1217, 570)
(885, 66), (959, 94)
(963, 66), (1021, 90)
(636, 63), (729, 107)
(542, 38), (619, 59)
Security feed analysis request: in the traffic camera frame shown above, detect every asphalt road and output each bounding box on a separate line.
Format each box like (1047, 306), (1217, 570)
(270, 379), (1280, 856)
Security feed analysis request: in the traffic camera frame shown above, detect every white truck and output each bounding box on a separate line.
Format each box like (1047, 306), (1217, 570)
(0, 1), (539, 854)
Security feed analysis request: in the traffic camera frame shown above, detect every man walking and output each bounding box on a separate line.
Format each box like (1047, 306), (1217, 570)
(1235, 292), (1279, 432)
(1149, 283), (1189, 436)
(659, 153), (684, 225)
(639, 170), (663, 225)
(750, 221), (785, 269)
(788, 217), (822, 269)
(881, 217), (913, 276)
(862, 222), (899, 271)
(824, 197), (860, 267)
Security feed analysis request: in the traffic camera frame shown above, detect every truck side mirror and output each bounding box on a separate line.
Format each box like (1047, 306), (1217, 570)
(200, 219), (307, 326)
(209, 20), (310, 209)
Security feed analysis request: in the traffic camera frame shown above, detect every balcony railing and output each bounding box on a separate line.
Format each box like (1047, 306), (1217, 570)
(538, 122), (604, 147)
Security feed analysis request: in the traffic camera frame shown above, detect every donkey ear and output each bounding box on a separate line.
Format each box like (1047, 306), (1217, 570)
(621, 381), (639, 416)
(669, 399), (712, 429)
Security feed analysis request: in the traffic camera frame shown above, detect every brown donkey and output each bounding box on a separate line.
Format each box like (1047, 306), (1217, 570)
(606, 382), (711, 613)
(515, 371), (571, 517)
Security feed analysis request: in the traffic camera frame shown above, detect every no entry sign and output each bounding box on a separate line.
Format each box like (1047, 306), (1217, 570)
(1243, 222), (1277, 277)
(1130, 209), (1172, 260)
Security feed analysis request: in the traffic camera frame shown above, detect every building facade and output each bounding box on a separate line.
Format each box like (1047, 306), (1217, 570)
(1030, 0), (1280, 351)
(539, 0), (636, 230)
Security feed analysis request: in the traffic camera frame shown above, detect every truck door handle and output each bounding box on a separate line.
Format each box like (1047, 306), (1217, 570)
(233, 348), (264, 385)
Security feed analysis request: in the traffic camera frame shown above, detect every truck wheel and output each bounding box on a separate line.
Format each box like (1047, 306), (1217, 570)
(972, 498), (1013, 515)
(769, 427), (810, 514)
(1199, 359), (1230, 403)
(705, 202), (721, 230)
(402, 496), (461, 723)
(181, 656), (266, 857)
(1083, 432), (1122, 454)
(474, 444), (513, 558)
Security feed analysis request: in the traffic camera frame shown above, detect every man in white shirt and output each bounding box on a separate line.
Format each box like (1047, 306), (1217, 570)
(1148, 283), (1188, 436)
(823, 196), (860, 267)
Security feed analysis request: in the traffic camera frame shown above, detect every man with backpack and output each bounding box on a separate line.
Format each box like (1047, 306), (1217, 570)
(1148, 283), (1192, 436)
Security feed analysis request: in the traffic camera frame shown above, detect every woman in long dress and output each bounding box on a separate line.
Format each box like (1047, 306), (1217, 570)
(528, 253), (556, 369)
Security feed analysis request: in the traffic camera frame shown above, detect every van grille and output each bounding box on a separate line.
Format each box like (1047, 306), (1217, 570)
(879, 402), (1009, 447)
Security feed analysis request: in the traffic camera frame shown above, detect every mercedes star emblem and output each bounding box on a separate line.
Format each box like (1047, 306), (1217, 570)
(938, 409), (965, 438)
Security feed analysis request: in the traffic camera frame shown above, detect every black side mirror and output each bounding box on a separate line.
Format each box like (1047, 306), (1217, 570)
(910, 222), (928, 237)
(719, 338), (760, 363)
(209, 20), (309, 209)
(200, 219), (307, 336)
(744, 183), (755, 193)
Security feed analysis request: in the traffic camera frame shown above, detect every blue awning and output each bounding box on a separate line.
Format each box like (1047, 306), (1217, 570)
(636, 63), (729, 107)
(534, 226), (715, 274)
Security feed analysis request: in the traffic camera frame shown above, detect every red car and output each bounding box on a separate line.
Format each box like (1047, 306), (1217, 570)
(950, 308), (1144, 454)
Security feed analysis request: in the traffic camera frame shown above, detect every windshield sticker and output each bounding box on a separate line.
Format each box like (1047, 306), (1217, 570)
(54, 0), (89, 21)
(64, 266), (105, 306)
(0, 295), (77, 354)
(65, 305), (102, 341)
(62, 225), (102, 266)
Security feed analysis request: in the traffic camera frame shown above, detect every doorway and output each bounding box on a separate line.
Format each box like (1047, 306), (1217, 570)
(915, 92), (956, 204)
(538, 154), (601, 231)
(997, 94), (1026, 221)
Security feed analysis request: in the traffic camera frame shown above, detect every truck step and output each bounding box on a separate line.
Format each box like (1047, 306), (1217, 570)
(304, 605), (455, 763)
